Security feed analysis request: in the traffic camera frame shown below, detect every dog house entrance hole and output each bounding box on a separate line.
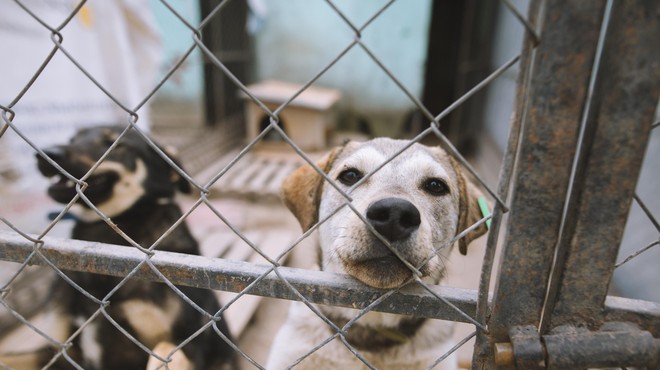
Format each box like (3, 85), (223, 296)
(242, 81), (341, 150)
(260, 115), (286, 142)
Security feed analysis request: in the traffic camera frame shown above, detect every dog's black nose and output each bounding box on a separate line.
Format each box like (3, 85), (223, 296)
(366, 198), (421, 242)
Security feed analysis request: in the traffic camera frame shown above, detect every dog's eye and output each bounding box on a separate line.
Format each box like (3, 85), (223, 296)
(337, 168), (363, 186)
(423, 178), (449, 196)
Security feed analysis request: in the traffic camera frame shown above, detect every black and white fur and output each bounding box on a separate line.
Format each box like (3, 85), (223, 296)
(0, 126), (236, 370)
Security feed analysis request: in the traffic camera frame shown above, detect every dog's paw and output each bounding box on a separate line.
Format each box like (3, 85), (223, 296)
(146, 342), (193, 370)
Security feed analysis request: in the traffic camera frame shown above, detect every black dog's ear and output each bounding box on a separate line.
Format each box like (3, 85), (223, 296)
(449, 157), (489, 255)
(281, 146), (344, 232)
(163, 146), (191, 194)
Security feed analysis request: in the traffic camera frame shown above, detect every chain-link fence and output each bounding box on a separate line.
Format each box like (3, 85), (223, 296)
(1, 0), (659, 369)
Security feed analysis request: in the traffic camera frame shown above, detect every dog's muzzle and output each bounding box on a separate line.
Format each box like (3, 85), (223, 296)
(340, 197), (424, 288)
(37, 146), (119, 205)
(366, 197), (421, 242)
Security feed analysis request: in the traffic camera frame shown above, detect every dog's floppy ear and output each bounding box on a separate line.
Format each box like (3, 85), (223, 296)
(452, 158), (489, 255)
(281, 146), (344, 231)
(163, 145), (191, 194)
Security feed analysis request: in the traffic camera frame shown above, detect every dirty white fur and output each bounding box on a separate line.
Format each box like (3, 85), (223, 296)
(268, 139), (482, 370)
(269, 301), (457, 370)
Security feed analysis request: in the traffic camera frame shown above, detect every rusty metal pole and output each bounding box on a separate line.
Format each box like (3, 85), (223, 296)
(541, 0), (660, 332)
(473, 1), (607, 368)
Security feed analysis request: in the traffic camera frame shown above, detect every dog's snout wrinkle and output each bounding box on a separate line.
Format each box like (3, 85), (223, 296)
(366, 198), (421, 242)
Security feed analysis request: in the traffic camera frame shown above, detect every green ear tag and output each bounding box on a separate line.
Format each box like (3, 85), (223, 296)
(478, 196), (491, 230)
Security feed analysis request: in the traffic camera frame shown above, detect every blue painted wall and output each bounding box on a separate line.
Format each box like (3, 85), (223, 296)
(252, 0), (432, 135)
(151, 0), (203, 102)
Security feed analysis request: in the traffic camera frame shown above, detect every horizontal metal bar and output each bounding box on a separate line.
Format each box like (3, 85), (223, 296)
(499, 324), (660, 369)
(1, 231), (657, 332)
(0, 231), (477, 323)
(543, 325), (659, 369)
(604, 296), (660, 337)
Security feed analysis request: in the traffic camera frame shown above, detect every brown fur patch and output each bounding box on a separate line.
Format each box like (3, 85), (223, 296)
(281, 145), (345, 231)
(448, 156), (488, 255)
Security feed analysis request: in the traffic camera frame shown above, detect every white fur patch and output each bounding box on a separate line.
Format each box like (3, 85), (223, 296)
(332, 146), (384, 180)
(78, 320), (102, 369)
(0, 309), (68, 354)
(399, 151), (451, 185)
(73, 159), (147, 221)
(120, 297), (180, 347)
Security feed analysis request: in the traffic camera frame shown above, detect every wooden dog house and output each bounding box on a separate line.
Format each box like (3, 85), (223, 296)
(242, 80), (341, 151)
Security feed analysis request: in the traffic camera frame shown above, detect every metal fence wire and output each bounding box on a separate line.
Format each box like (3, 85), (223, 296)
(0, 0), (659, 370)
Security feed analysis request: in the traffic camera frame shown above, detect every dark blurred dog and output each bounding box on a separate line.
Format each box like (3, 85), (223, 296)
(0, 126), (235, 369)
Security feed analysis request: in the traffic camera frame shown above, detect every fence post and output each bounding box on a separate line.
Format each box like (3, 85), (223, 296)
(541, 0), (660, 332)
(473, 1), (607, 368)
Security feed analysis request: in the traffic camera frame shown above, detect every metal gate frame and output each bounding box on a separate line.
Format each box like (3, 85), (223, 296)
(472, 1), (660, 369)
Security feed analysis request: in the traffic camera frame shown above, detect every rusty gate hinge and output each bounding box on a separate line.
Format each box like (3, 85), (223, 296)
(494, 322), (659, 369)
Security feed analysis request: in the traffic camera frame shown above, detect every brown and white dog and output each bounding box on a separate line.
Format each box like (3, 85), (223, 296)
(0, 126), (236, 370)
(267, 138), (488, 369)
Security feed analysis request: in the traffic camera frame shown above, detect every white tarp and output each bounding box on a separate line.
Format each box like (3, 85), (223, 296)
(0, 0), (161, 186)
